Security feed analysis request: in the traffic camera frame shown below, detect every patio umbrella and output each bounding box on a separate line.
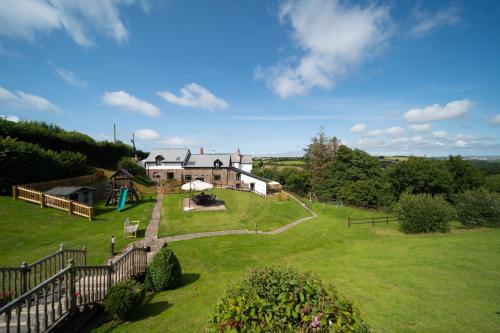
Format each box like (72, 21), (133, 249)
(181, 180), (214, 191)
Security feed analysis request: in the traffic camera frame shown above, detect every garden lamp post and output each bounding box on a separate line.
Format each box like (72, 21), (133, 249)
(111, 235), (115, 256)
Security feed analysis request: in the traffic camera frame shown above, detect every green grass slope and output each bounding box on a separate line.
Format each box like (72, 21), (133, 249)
(159, 189), (309, 236)
(111, 204), (500, 333)
(0, 195), (156, 266)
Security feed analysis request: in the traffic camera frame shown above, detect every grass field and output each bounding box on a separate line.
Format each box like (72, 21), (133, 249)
(109, 203), (500, 333)
(158, 189), (309, 236)
(0, 195), (156, 266)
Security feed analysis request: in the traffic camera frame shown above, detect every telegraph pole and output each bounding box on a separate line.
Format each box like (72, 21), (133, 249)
(113, 124), (116, 143)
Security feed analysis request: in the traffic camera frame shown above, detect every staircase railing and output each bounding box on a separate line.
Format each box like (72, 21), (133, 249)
(0, 245), (147, 333)
(0, 245), (87, 300)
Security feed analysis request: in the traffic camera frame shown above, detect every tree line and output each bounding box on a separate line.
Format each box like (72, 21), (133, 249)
(0, 119), (147, 169)
(256, 129), (495, 207)
(0, 119), (148, 194)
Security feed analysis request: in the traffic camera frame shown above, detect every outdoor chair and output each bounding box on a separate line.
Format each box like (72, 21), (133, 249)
(123, 217), (139, 238)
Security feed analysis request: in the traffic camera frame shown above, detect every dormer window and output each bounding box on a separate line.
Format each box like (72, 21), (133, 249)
(214, 159), (222, 169)
(155, 155), (164, 166)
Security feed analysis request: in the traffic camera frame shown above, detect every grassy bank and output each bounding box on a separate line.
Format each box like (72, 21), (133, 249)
(158, 189), (309, 236)
(0, 195), (156, 266)
(110, 203), (500, 332)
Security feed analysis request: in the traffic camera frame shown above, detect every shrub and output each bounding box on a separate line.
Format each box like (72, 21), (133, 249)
(145, 247), (182, 291)
(117, 157), (147, 178)
(210, 267), (370, 333)
(395, 193), (455, 234)
(456, 189), (500, 228)
(103, 280), (145, 320)
(0, 136), (91, 194)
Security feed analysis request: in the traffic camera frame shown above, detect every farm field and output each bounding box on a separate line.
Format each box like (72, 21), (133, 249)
(0, 195), (156, 266)
(110, 203), (500, 333)
(159, 189), (309, 236)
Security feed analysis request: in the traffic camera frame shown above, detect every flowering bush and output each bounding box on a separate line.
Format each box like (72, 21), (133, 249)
(209, 267), (369, 333)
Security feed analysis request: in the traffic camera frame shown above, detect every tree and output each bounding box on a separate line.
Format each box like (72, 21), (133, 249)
(304, 128), (339, 193)
(446, 155), (485, 193)
(317, 146), (394, 207)
(387, 157), (453, 198)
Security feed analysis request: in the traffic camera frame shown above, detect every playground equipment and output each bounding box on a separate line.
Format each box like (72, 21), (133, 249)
(105, 168), (142, 210)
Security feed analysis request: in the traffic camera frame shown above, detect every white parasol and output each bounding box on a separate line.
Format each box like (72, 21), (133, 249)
(181, 180), (214, 191)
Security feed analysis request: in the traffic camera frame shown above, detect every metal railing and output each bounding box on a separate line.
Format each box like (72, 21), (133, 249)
(0, 245), (86, 301)
(0, 245), (147, 333)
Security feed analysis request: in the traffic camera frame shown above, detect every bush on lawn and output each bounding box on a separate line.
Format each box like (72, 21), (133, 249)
(103, 280), (145, 320)
(145, 247), (182, 291)
(209, 267), (370, 333)
(456, 189), (500, 228)
(395, 193), (455, 234)
(117, 157), (147, 178)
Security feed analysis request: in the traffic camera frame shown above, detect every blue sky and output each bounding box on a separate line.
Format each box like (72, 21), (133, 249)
(1, 0), (499, 156)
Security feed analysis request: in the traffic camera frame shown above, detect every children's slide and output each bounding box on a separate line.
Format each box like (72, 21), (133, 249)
(117, 188), (128, 211)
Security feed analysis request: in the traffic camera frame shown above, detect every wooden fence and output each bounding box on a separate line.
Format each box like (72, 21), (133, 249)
(20, 169), (104, 192)
(12, 186), (93, 221)
(0, 246), (147, 333)
(347, 216), (398, 227)
(0, 245), (87, 300)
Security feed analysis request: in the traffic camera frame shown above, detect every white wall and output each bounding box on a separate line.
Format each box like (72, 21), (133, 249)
(241, 174), (266, 196)
(241, 163), (252, 173)
(147, 162), (184, 170)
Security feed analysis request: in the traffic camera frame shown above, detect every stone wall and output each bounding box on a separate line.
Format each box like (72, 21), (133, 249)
(148, 168), (249, 189)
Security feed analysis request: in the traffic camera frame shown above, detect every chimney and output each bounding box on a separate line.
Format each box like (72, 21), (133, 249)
(199, 147), (204, 155)
(237, 147), (241, 156)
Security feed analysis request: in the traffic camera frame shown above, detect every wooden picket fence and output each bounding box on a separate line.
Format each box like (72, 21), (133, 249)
(347, 216), (398, 227)
(12, 186), (93, 221)
(19, 169), (104, 192)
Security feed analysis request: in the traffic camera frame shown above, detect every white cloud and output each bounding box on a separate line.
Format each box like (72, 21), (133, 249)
(350, 123), (367, 133)
(0, 0), (148, 47)
(384, 126), (405, 137)
(134, 129), (160, 140)
(102, 91), (160, 118)
(0, 114), (20, 122)
(55, 67), (87, 87)
(409, 123), (432, 132)
(404, 99), (472, 123)
(409, 4), (460, 39)
(453, 140), (467, 148)
(432, 131), (448, 139)
(367, 129), (384, 137)
(157, 83), (228, 111)
(490, 114), (500, 125)
(258, 0), (392, 98)
(156, 136), (200, 147)
(0, 85), (60, 112)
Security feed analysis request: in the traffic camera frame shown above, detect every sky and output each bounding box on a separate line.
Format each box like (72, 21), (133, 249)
(0, 0), (499, 156)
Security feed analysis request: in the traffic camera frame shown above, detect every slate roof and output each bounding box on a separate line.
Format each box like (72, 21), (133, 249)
(231, 154), (253, 164)
(145, 148), (190, 163)
(184, 154), (231, 168)
(45, 186), (95, 196)
(229, 167), (270, 182)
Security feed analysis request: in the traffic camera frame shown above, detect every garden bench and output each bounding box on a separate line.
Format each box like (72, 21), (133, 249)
(123, 217), (140, 238)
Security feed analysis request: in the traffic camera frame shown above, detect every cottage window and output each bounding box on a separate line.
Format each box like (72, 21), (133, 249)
(167, 172), (174, 180)
(155, 155), (164, 166)
(214, 174), (221, 181)
(236, 172), (241, 181)
(185, 175), (192, 181)
(214, 159), (222, 169)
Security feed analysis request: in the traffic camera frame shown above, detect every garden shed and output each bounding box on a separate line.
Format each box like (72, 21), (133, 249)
(45, 186), (96, 205)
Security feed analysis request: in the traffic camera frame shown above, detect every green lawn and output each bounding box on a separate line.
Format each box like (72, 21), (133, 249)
(111, 204), (500, 333)
(158, 189), (309, 236)
(0, 195), (156, 266)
